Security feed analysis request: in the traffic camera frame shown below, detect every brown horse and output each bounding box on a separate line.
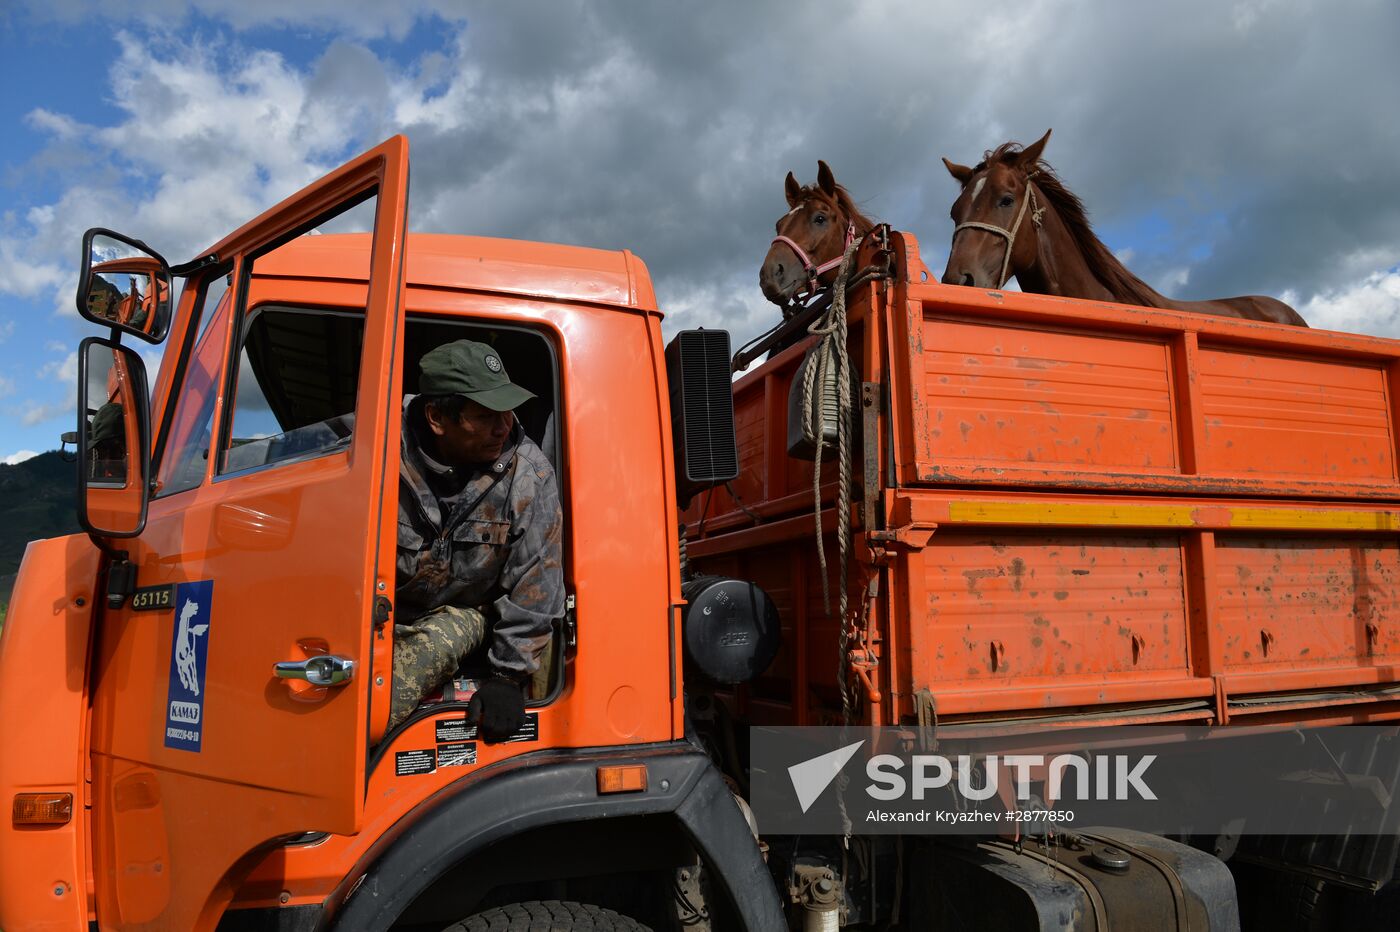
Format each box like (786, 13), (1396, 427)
(760, 161), (877, 307)
(941, 130), (1306, 326)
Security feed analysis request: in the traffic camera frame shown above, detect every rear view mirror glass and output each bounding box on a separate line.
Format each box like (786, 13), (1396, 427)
(78, 338), (151, 537)
(78, 230), (172, 344)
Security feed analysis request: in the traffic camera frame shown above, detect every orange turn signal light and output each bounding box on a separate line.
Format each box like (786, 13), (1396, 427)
(597, 765), (648, 795)
(13, 793), (73, 826)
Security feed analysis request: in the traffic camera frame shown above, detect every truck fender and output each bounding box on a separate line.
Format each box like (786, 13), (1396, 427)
(328, 743), (785, 932)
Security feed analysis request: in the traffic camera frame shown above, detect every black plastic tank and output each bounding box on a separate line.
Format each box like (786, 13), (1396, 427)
(680, 576), (781, 685)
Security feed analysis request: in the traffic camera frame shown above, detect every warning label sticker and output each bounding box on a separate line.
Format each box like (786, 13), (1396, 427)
(437, 742), (478, 768)
(435, 717), (473, 743)
(433, 712), (540, 744)
(506, 712), (541, 744)
(395, 749), (436, 776)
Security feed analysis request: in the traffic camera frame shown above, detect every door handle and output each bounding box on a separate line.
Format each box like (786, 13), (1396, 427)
(274, 655), (356, 687)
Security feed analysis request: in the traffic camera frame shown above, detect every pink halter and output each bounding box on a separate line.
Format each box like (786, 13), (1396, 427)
(771, 220), (857, 298)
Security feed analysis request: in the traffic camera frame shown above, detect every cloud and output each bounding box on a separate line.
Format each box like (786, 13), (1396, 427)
(2, 450), (39, 466)
(39, 351), (79, 385)
(1283, 267), (1400, 336)
(3, 0), (1399, 357)
(17, 401), (71, 427)
(24, 108), (83, 141)
(0, 238), (67, 301)
(359, 0), (1400, 339)
(17, 0), (462, 40)
(0, 33), (381, 318)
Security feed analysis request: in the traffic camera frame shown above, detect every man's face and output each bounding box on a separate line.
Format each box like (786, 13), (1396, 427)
(427, 398), (515, 466)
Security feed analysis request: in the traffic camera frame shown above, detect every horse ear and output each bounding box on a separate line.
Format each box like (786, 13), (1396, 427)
(785, 171), (802, 208)
(1019, 129), (1052, 168)
(817, 160), (837, 197)
(942, 157), (974, 185)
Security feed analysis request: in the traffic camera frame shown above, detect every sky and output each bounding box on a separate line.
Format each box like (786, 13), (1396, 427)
(0, 0), (1398, 464)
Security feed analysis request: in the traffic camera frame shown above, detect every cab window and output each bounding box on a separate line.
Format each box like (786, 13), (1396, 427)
(154, 269), (231, 497)
(400, 317), (566, 706)
(221, 306), (364, 475)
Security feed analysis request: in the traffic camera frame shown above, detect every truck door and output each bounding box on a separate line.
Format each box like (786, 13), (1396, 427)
(87, 137), (409, 930)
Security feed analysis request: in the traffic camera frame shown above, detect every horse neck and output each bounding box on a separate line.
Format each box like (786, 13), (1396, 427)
(1021, 189), (1171, 309)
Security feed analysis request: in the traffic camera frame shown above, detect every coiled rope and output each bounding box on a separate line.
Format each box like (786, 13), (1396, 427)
(801, 233), (863, 841)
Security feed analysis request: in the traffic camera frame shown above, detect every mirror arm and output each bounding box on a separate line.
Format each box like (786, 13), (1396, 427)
(170, 253), (220, 278)
(85, 533), (128, 563)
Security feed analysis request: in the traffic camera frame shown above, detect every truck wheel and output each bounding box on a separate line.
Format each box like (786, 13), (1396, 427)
(444, 900), (653, 931)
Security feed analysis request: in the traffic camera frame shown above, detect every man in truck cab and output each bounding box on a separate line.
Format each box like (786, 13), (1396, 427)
(86, 401), (127, 481)
(390, 339), (565, 739)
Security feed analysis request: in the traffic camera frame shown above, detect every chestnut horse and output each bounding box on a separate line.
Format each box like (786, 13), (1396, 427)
(941, 130), (1306, 326)
(760, 160), (877, 307)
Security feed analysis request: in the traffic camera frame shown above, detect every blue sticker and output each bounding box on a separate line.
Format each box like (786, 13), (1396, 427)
(164, 580), (214, 752)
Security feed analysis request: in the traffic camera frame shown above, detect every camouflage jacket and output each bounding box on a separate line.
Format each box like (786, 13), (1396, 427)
(396, 397), (564, 678)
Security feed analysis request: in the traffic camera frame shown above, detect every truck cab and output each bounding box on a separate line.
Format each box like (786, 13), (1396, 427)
(0, 136), (779, 931)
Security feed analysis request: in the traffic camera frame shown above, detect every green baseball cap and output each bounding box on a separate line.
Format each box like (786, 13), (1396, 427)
(418, 340), (535, 412)
(90, 402), (125, 445)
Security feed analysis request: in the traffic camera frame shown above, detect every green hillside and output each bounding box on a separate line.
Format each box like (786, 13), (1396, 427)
(0, 451), (80, 611)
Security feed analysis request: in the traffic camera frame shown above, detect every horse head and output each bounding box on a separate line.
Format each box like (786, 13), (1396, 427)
(941, 129), (1053, 289)
(760, 160), (870, 307)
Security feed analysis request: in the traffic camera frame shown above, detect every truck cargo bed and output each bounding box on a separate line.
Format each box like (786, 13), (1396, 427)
(687, 231), (1400, 728)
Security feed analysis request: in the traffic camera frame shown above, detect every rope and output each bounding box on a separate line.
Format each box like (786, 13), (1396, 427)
(915, 688), (937, 753)
(802, 231), (863, 843)
(678, 522), (690, 581)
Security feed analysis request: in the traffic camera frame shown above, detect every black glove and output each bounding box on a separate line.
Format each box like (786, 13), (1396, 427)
(468, 675), (526, 740)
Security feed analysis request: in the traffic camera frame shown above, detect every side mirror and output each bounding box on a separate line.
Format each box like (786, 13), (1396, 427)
(78, 337), (151, 538)
(78, 229), (173, 344)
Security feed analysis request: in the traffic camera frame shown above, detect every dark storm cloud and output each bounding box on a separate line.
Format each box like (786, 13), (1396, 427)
(14, 0), (1400, 339)
(395, 1), (973, 331)
(950, 0), (1400, 304)
(372, 0), (1398, 336)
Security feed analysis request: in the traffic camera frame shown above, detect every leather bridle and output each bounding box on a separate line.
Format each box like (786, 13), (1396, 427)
(952, 169), (1044, 287)
(771, 213), (857, 299)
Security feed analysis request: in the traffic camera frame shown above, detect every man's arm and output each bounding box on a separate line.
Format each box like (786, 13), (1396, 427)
(488, 454), (565, 679)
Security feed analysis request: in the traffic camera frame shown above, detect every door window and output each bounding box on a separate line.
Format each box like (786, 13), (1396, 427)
(153, 270), (231, 497)
(221, 306), (365, 474)
(215, 196), (377, 477)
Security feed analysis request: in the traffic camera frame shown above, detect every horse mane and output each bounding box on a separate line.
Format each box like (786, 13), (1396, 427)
(795, 182), (878, 235)
(982, 143), (1166, 308)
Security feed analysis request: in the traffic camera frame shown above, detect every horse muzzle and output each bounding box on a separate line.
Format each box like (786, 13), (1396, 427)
(760, 248), (804, 305)
(942, 268), (980, 287)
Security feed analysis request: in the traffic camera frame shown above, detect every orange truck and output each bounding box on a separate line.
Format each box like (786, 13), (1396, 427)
(2, 134), (1398, 930)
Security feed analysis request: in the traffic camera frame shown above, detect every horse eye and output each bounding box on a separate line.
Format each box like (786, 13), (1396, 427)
(813, 214), (827, 225)
(999, 194), (1015, 208)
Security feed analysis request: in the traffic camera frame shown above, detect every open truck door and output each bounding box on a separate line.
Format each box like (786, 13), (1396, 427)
(86, 136), (409, 930)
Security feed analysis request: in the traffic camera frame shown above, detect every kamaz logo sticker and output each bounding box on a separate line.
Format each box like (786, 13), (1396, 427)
(164, 580), (213, 752)
(168, 701), (201, 724)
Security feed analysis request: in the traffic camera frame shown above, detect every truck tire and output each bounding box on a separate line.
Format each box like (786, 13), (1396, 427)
(445, 900), (653, 931)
